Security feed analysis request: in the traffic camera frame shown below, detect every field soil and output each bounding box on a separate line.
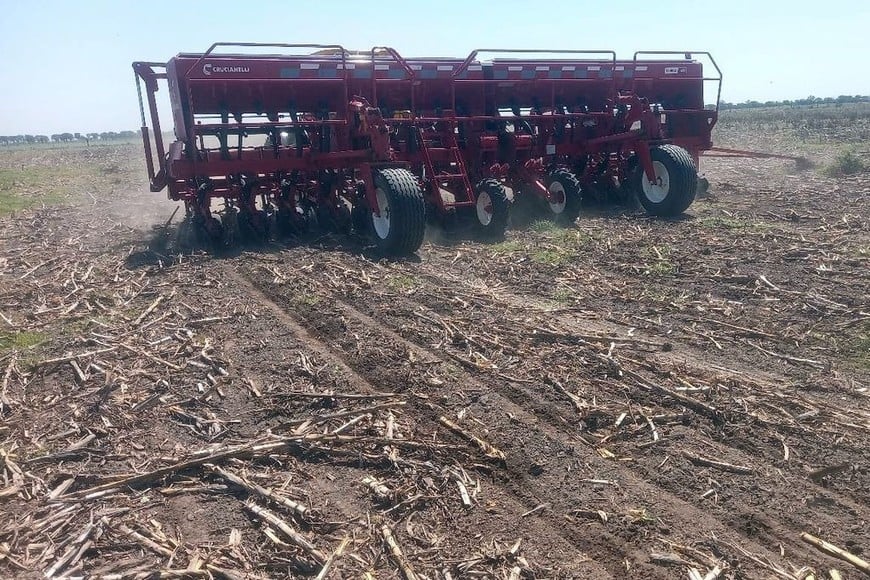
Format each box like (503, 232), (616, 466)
(1, 121), (868, 578)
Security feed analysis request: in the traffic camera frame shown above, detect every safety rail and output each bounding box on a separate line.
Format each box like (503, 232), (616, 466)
(632, 51), (722, 111)
(370, 46), (417, 111)
(132, 61), (168, 191)
(370, 46), (416, 79)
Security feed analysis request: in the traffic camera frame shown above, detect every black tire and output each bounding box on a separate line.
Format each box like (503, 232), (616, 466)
(473, 178), (510, 241)
(545, 168), (582, 225)
(370, 168), (426, 256)
(634, 145), (697, 216)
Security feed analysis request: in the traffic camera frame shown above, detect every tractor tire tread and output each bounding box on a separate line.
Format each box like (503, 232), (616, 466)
(373, 168), (426, 256)
(548, 168), (583, 224)
(638, 144), (698, 216)
(475, 178), (511, 241)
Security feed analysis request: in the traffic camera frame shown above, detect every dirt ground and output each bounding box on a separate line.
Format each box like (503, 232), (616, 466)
(0, 125), (868, 579)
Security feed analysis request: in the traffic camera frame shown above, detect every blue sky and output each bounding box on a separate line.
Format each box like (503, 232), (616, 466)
(1, 0), (867, 135)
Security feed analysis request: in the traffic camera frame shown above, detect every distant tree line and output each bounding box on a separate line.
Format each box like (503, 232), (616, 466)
(0, 130), (140, 146)
(720, 94), (869, 110)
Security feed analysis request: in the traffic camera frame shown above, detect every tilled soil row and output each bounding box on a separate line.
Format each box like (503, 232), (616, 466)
(263, 244), (869, 505)
(233, 253), (868, 577)
(0, 195), (560, 576)
(1, 142), (868, 579)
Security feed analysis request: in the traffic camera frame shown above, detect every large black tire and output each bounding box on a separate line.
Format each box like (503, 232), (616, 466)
(634, 145), (697, 216)
(546, 169), (582, 225)
(473, 179), (510, 241)
(370, 168), (426, 256)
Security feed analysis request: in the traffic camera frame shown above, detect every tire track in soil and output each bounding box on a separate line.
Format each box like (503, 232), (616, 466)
(218, 262), (613, 578)
(379, 262), (870, 551)
(397, 247), (863, 414)
(173, 276), (407, 540)
(311, 247), (870, 510)
(230, 256), (831, 577)
(407, 256), (870, 505)
(322, 242), (827, 385)
(259, 249), (869, 569)
(415, 238), (866, 387)
(141, 257), (597, 576)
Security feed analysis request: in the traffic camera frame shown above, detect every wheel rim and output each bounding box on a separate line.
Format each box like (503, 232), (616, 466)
(641, 161), (670, 203)
(371, 187), (391, 240)
(548, 181), (567, 214)
(476, 190), (493, 226)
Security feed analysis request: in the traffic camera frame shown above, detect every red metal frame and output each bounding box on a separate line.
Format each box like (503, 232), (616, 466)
(132, 43), (722, 239)
(631, 51), (722, 168)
